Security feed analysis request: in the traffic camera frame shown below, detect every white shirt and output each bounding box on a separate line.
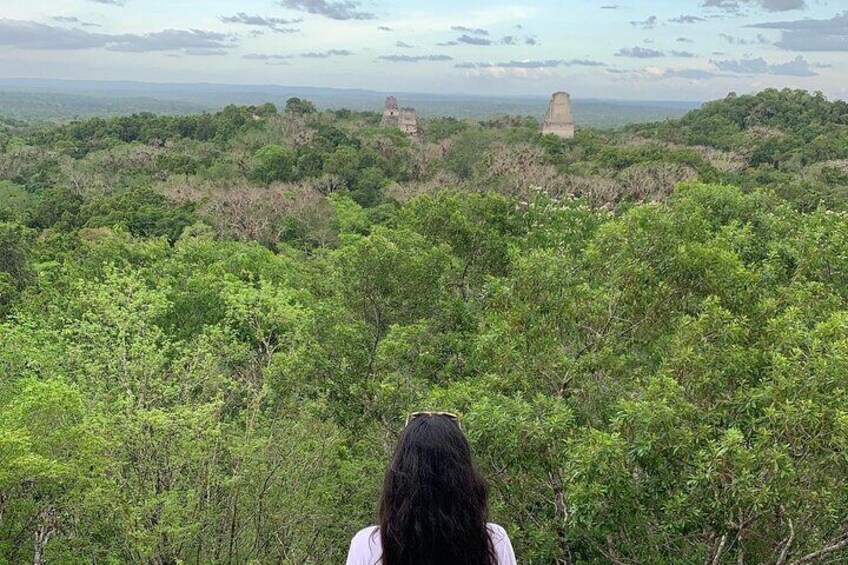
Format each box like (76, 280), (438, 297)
(345, 523), (517, 565)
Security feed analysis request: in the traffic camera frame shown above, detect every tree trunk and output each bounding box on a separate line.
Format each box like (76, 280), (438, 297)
(33, 507), (57, 565)
(549, 471), (573, 565)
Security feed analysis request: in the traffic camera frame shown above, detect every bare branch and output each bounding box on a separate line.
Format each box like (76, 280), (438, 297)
(788, 533), (848, 565)
(776, 506), (795, 565)
(711, 533), (727, 565)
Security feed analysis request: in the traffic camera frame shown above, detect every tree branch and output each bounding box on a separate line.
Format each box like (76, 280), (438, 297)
(711, 533), (727, 565)
(776, 506), (795, 565)
(788, 533), (848, 565)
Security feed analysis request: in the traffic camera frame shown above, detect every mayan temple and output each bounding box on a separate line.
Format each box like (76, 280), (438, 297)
(380, 96), (419, 137)
(541, 91), (575, 139)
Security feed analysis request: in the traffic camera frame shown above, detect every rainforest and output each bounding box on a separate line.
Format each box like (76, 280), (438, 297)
(1, 89), (848, 564)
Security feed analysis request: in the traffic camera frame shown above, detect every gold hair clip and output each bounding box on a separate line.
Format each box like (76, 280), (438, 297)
(405, 411), (462, 429)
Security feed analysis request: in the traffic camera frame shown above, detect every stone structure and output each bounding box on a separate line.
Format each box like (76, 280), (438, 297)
(380, 96), (400, 125)
(541, 91), (575, 139)
(380, 96), (419, 137)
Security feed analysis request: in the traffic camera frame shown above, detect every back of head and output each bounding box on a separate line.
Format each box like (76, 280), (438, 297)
(378, 414), (495, 565)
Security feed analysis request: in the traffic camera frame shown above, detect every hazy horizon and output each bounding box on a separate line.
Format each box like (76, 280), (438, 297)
(0, 76), (709, 103)
(0, 77), (703, 126)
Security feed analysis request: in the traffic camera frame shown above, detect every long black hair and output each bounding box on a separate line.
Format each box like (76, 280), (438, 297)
(377, 414), (496, 565)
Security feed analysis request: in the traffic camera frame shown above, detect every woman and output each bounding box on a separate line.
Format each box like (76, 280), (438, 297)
(346, 411), (517, 565)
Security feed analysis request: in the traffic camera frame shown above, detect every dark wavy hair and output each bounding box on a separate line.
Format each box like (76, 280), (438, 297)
(377, 414), (496, 565)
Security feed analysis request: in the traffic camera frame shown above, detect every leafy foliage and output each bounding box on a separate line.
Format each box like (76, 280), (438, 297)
(2, 91), (848, 563)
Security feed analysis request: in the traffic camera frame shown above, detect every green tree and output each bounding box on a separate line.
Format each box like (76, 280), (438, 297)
(285, 97), (317, 115)
(251, 144), (297, 184)
(81, 188), (197, 242)
(0, 222), (35, 315)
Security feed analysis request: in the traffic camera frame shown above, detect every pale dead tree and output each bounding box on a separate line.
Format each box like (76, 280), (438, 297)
(161, 176), (206, 205)
(616, 162), (698, 202)
(729, 127), (778, 162)
(309, 174), (345, 196)
(610, 133), (648, 147)
(474, 143), (571, 198)
(803, 159), (848, 179)
(690, 145), (748, 173)
(405, 142), (446, 181)
(384, 171), (467, 204)
(104, 144), (162, 174)
(744, 125), (786, 140)
(32, 507), (58, 565)
(396, 144), (626, 211)
(201, 182), (332, 246)
(618, 135), (748, 173)
(202, 183), (294, 243)
(72, 153), (123, 195)
(497, 163), (571, 200)
(0, 153), (10, 180)
(84, 144), (165, 189)
(439, 139), (452, 159)
(163, 138), (219, 169)
(61, 152), (120, 196)
(557, 175), (620, 206)
(62, 165), (105, 195)
(0, 146), (58, 182)
(478, 143), (545, 180)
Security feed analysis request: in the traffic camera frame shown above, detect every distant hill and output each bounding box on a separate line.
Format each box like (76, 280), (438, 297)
(630, 88), (848, 149)
(0, 78), (699, 127)
(0, 91), (206, 123)
(629, 88), (848, 163)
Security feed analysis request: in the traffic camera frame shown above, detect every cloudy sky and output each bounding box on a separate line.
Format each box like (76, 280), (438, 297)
(0, 0), (846, 100)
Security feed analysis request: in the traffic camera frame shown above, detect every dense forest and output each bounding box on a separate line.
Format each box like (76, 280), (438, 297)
(1, 89), (848, 564)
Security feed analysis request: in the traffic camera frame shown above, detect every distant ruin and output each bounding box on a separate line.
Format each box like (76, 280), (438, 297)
(541, 91), (575, 139)
(380, 96), (419, 137)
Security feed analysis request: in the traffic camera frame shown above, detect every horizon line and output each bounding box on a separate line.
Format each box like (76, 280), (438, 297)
(0, 76), (714, 105)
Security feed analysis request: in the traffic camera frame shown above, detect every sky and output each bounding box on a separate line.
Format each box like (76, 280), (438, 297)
(0, 0), (846, 100)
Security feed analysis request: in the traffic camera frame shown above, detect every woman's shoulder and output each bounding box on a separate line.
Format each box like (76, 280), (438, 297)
(346, 526), (381, 565)
(487, 523), (517, 565)
(348, 524), (515, 565)
(351, 525), (380, 546)
(487, 523), (510, 543)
